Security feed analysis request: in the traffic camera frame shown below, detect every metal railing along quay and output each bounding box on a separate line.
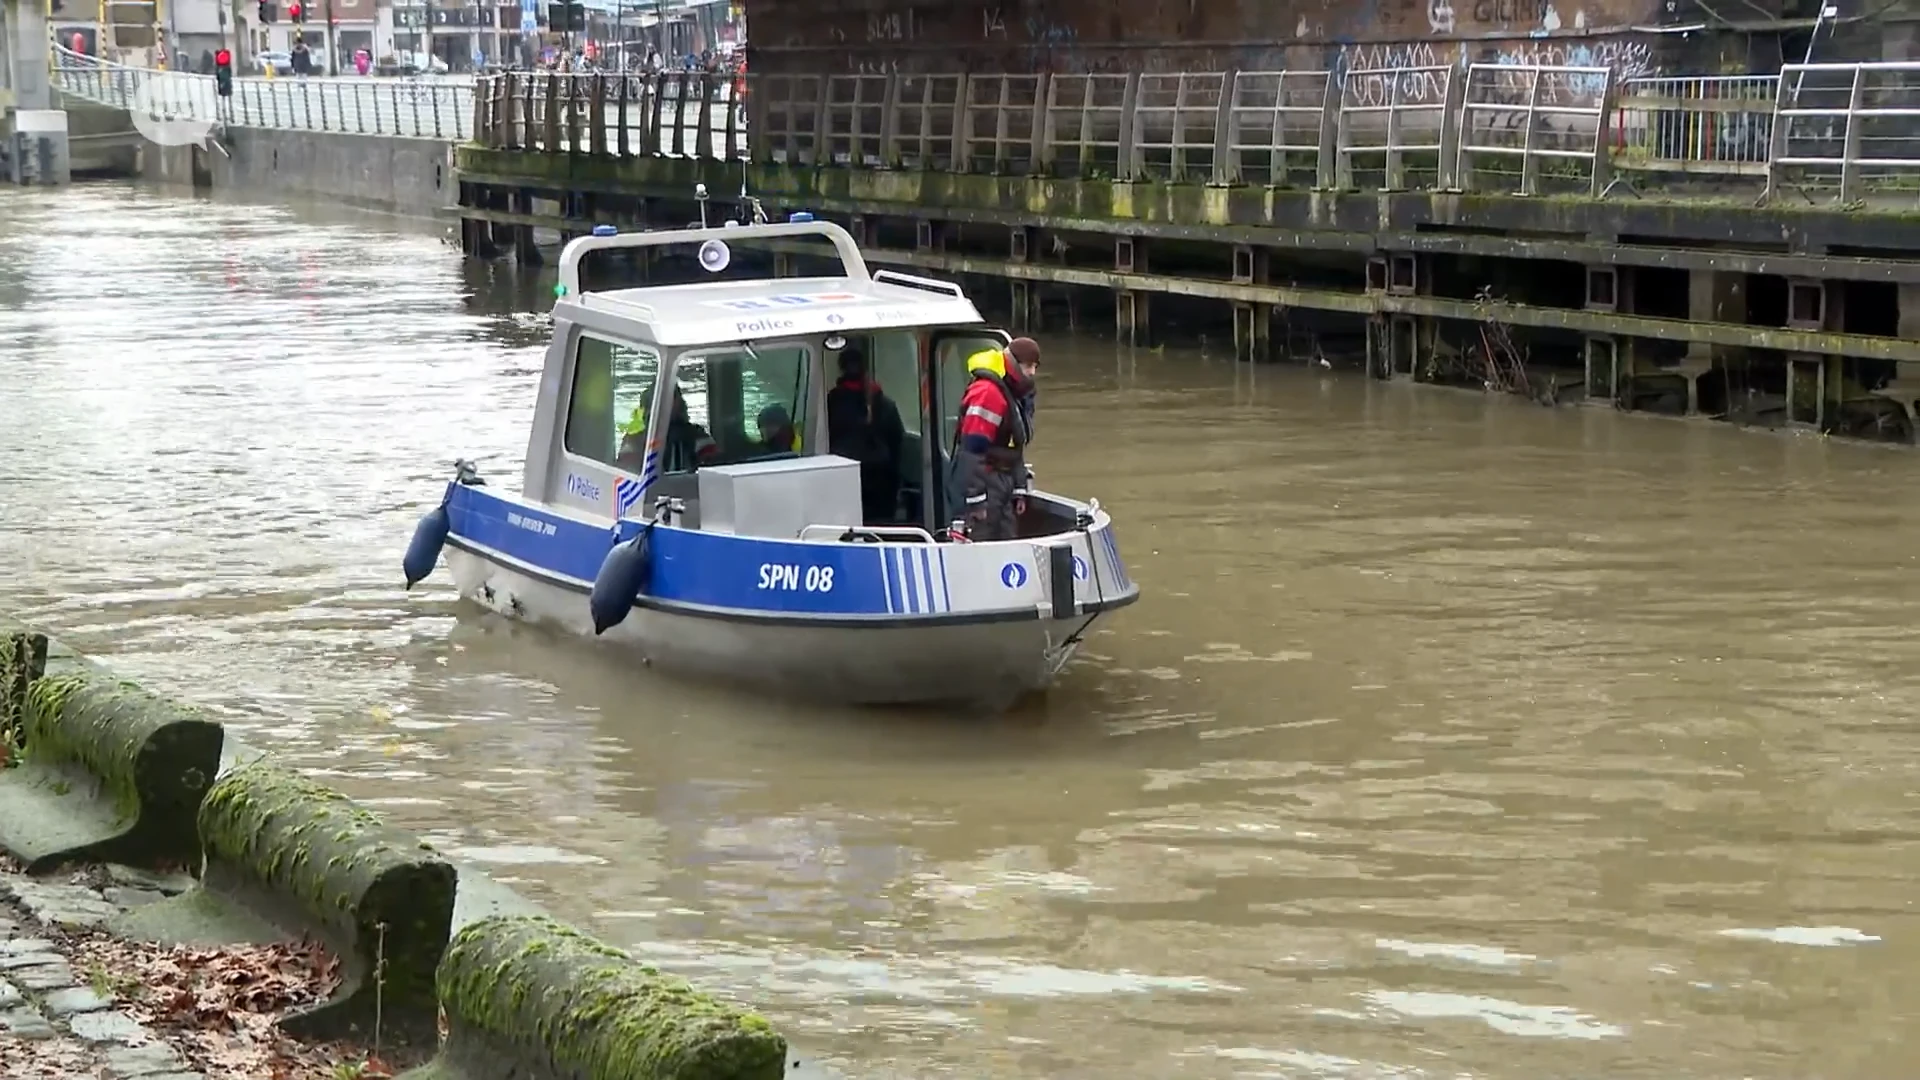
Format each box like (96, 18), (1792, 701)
(51, 46), (740, 151)
(471, 62), (1920, 203)
(51, 45), (1920, 203)
(472, 69), (748, 161)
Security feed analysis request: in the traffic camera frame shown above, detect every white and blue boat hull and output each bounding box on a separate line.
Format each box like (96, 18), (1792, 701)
(437, 482), (1139, 706)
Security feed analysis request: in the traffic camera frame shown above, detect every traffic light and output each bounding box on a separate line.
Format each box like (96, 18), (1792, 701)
(257, 0), (274, 22)
(214, 48), (232, 97)
(287, 1), (302, 22)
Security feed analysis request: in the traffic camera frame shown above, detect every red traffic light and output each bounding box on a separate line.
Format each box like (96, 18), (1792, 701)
(287, 2), (301, 17)
(214, 48), (231, 66)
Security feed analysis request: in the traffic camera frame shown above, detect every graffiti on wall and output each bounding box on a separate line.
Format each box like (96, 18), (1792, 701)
(865, 9), (915, 41)
(1490, 38), (1655, 101)
(1332, 0), (1643, 40)
(749, 0), (1667, 80)
(1333, 34), (1655, 109)
(1337, 41), (1447, 108)
(1472, 0), (1551, 22)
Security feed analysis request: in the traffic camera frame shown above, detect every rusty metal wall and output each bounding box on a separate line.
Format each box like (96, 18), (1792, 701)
(747, 0), (1676, 76)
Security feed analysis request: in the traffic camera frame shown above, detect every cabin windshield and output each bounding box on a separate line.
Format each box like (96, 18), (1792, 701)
(663, 342), (814, 472)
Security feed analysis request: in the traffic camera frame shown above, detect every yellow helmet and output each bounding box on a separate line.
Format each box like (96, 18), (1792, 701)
(965, 347), (1007, 378)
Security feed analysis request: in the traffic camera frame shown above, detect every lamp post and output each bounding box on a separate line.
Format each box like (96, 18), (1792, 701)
(323, 0), (337, 73)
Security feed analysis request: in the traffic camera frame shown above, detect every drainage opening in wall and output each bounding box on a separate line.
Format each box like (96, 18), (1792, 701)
(272, 148), (278, 169)
(435, 162), (444, 189)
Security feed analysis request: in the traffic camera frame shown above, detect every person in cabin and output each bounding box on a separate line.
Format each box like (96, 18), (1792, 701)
(616, 387), (716, 475)
(825, 347), (907, 523)
(754, 404), (800, 456)
(947, 337), (1041, 541)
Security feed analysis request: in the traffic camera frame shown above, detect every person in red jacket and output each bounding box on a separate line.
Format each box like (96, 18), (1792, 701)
(947, 337), (1041, 541)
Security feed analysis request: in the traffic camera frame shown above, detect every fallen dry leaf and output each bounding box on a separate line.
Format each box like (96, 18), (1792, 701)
(40, 926), (428, 1079)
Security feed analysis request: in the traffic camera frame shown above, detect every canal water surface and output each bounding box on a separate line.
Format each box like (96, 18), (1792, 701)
(3, 185), (1919, 1079)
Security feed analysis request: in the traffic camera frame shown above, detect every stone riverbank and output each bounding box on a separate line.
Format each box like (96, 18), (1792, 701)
(0, 856), (395, 1079)
(0, 621), (816, 1080)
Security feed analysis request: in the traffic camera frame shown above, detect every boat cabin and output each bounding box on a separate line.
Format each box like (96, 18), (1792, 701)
(524, 223), (1049, 542)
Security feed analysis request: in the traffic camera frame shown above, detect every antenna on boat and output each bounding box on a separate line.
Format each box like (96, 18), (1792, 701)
(737, 160), (768, 226)
(694, 183), (710, 229)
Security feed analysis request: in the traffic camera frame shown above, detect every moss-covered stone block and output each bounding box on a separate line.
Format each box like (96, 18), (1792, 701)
(185, 761), (458, 1046)
(0, 624), (49, 751)
(0, 660), (223, 873)
(417, 914), (787, 1080)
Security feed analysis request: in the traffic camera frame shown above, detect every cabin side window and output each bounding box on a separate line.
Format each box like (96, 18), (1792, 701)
(663, 344), (812, 474)
(563, 334), (661, 473)
(866, 331), (923, 438)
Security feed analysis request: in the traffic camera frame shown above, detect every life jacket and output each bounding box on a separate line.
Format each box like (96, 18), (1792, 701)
(965, 347), (1036, 439)
(962, 350), (1028, 450)
(619, 398), (648, 439)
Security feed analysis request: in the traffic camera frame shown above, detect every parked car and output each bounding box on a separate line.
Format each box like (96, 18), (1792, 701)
(393, 51), (451, 76)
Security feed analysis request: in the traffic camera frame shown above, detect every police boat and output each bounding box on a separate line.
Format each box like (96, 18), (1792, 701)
(402, 214), (1139, 708)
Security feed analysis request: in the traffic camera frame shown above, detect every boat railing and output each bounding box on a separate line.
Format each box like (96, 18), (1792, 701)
(799, 524), (940, 543)
(871, 269), (968, 298)
(558, 219), (871, 297)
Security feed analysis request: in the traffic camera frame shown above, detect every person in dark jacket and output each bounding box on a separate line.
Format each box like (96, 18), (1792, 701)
(825, 347), (906, 523)
(754, 403), (799, 456)
(291, 38), (313, 77)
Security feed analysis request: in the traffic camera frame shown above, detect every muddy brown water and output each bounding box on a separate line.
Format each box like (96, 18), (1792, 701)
(3, 184), (1919, 1079)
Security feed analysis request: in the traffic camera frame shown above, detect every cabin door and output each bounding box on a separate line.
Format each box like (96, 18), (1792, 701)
(923, 328), (1012, 531)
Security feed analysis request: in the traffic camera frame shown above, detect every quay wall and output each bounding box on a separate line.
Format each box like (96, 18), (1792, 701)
(0, 620), (809, 1080)
(452, 132), (1920, 444)
(138, 127), (453, 219)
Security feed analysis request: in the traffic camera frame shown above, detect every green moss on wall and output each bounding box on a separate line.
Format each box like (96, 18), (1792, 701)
(438, 914), (786, 1080)
(24, 670), (220, 825)
(199, 761), (455, 1044)
(0, 630), (46, 760)
(452, 146), (1920, 251)
(1, 660), (222, 870)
